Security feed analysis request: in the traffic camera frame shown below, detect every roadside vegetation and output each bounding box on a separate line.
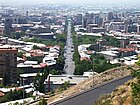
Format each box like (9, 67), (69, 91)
(48, 65), (132, 104)
(0, 89), (31, 103)
(94, 61), (140, 105)
(23, 33), (66, 48)
(73, 53), (120, 75)
(102, 35), (120, 47)
(72, 25), (120, 75)
(3, 32), (25, 39)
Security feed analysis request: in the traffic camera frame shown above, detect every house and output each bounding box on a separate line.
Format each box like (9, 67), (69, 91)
(43, 56), (56, 66)
(118, 48), (136, 57)
(30, 50), (44, 57)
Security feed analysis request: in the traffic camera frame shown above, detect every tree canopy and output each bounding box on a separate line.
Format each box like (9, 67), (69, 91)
(33, 69), (49, 93)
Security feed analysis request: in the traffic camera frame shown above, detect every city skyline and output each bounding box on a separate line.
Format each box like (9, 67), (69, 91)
(0, 0), (140, 5)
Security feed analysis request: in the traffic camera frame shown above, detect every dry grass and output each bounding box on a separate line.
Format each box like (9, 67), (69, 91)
(94, 77), (140, 105)
(48, 65), (139, 104)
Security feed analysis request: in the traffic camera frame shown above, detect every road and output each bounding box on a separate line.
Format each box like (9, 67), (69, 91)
(64, 19), (75, 75)
(50, 75), (133, 105)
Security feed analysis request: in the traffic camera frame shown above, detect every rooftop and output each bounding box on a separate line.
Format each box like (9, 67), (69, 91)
(99, 51), (118, 56)
(45, 75), (89, 85)
(20, 73), (42, 78)
(0, 47), (17, 51)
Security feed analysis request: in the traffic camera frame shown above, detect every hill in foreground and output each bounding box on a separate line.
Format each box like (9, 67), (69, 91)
(94, 69), (140, 105)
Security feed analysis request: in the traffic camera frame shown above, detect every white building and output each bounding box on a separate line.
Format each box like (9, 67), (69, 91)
(44, 74), (89, 92)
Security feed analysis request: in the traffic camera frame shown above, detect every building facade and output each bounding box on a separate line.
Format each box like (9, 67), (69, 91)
(4, 18), (13, 34)
(0, 48), (17, 85)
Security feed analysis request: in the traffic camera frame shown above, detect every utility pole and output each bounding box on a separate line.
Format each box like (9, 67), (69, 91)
(92, 58), (94, 88)
(90, 56), (94, 88)
(23, 78), (24, 105)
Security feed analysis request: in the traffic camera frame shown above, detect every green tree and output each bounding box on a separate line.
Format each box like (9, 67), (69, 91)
(49, 69), (61, 75)
(56, 55), (65, 70)
(16, 68), (23, 86)
(7, 32), (25, 39)
(103, 36), (120, 47)
(73, 50), (80, 64)
(136, 60), (140, 66)
(33, 69), (49, 93)
(39, 98), (47, 105)
(0, 89), (28, 103)
(17, 52), (24, 58)
(74, 64), (84, 75)
(33, 45), (40, 50)
(27, 56), (42, 63)
(89, 54), (120, 73)
(59, 81), (70, 91)
(74, 60), (92, 75)
(131, 69), (140, 104)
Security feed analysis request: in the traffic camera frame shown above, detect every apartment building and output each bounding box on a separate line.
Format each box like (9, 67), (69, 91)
(0, 48), (17, 85)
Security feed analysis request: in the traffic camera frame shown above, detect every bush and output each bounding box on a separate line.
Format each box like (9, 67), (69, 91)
(0, 89), (28, 103)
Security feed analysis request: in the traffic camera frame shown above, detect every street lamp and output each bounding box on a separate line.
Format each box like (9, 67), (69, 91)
(92, 59), (94, 88)
(22, 78), (25, 105)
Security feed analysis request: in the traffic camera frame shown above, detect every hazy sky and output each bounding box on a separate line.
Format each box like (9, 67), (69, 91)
(1, 0), (139, 5)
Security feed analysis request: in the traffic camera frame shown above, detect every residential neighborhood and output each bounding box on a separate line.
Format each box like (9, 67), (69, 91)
(0, 1), (140, 105)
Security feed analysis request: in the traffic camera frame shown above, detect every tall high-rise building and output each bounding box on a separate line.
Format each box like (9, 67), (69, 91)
(0, 48), (17, 85)
(74, 14), (83, 25)
(4, 18), (13, 34)
(26, 11), (29, 17)
(107, 12), (114, 21)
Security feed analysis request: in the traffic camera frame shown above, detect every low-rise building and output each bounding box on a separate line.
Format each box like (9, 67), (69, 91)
(28, 32), (54, 39)
(0, 25), (4, 35)
(44, 75), (89, 92)
(30, 50), (44, 57)
(98, 51), (119, 61)
(92, 27), (105, 33)
(118, 48), (136, 57)
(17, 63), (44, 74)
(43, 56), (56, 66)
(108, 22), (127, 32)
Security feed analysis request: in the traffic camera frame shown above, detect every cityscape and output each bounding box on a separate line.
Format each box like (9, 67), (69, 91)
(0, 0), (140, 105)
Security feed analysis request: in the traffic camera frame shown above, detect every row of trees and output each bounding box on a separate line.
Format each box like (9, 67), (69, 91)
(32, 32), (67, 92)
(0, 89), (29, 103)
(72, 26), (120, 75)
(72, 34), (120, 51)
(78, 35), (100, 45)
(23, 33), (66, 48)
(73, 52), (120, 75)
(33, 68), (49, 93)
(90, 54), (120, 73)
(3, 32), (25, 39)
(102, 36), (120, 47)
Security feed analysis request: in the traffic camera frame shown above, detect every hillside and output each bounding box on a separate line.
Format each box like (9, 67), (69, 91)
(94, 79), (133, 105)
(48, 65), (139, 104)
(94, 69), (140, 105)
